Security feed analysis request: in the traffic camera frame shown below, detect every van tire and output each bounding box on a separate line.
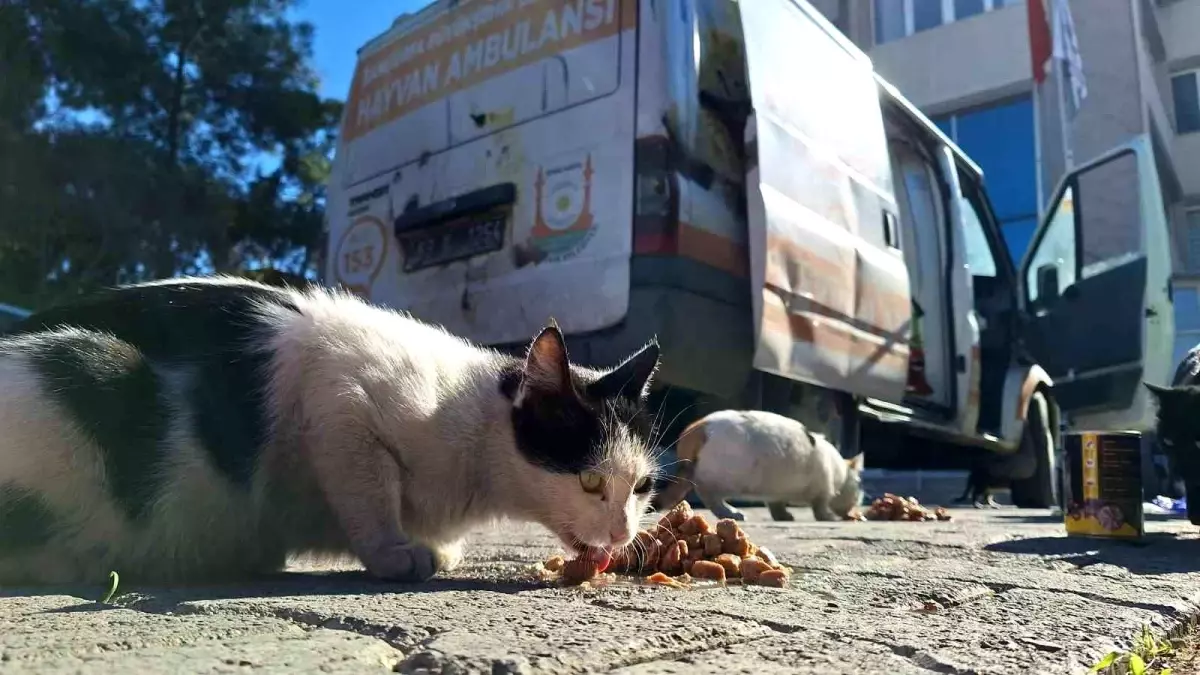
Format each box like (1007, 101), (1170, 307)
(1010, 390), (1056, 509)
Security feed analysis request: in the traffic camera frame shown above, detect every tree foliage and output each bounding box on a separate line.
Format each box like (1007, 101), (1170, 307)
(0, 0), (343, 309)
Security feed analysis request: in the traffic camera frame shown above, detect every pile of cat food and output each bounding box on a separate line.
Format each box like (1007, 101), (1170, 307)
(540, 501), (792, 588)
(849, 493), (952, 522)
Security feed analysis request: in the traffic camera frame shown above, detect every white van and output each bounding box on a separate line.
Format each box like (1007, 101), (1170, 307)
(324, 0), (1175, 509)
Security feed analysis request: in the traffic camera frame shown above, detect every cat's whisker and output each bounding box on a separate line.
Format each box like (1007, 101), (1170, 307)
(650, 404), (697, 452)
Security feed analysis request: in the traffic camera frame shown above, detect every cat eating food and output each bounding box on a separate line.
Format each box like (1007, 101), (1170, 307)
(0, 276), (661, 585)
(650, 410), (863, 522)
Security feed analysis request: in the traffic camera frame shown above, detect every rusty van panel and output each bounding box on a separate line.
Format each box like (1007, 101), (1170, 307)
(740, 0), (912, 403)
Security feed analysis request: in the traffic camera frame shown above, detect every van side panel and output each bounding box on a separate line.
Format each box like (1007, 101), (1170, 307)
(739, 0), (912, 404)
(326, 0), (638, 346)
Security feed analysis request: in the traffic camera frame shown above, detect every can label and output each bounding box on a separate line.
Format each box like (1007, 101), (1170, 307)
(1064, 431), (1144, 539)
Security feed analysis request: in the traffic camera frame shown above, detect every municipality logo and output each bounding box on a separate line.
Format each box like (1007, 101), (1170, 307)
(530, 153), (596, 262)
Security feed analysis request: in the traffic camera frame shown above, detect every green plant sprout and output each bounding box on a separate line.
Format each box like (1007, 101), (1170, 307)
(99, 571), (120, 604)
(1090, 625), (1179, 675)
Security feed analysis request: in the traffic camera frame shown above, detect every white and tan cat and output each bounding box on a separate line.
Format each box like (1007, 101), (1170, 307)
(0, 276), (661, 584)
(652, 410), (863, 522)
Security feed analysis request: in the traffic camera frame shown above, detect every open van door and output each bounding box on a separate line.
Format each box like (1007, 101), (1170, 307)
(1018, 137), (1175, 431)
(740, 0), (912, 404)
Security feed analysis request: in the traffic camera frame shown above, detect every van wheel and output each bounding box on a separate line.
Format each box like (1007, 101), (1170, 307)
(1010, 391), (1056, 509)
(1187, 481), (1200, 526)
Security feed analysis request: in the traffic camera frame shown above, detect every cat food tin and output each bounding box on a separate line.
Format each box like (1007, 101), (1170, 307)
(1063, 431), (1144, 539)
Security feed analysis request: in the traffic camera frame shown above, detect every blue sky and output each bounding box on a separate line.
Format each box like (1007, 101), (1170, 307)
(296, 0), (427, 100)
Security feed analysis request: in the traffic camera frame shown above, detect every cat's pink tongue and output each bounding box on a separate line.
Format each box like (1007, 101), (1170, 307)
(584, 547), (612, 573)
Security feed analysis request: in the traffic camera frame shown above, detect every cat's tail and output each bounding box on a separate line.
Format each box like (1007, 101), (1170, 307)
(651, 417), (708, 512)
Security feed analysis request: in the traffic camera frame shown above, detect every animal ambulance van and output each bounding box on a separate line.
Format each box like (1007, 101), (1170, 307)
(324, 0), (1176, 509)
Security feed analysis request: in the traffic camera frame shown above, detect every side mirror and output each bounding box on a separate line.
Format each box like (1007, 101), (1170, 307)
(1036, 263), (1060, 305)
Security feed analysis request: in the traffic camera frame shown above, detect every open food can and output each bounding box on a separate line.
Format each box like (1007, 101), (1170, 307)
(1063, 431), (1145, 539)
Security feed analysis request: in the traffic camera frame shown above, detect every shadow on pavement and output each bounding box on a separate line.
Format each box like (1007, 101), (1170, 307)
(984, 533), (1200, 576)
(5, 568), (550, 615)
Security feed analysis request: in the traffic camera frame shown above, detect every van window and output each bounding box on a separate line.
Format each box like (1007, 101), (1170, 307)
(956, 180), (998, 278)
(1026, 185), (1078, 304)
(1076, 151), (1142, 277)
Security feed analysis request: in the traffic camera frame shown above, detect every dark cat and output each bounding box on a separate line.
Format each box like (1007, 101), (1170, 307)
(1145, 382), (1200, 513)
(953, 462), (1003, 509)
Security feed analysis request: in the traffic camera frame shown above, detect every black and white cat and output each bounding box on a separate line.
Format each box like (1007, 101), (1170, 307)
(0, 277), (662, 584)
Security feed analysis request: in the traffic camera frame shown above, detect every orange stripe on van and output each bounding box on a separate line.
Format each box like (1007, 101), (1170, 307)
(679, 225), (748, 278)
(344, 0), (634, 142)
(760, 295), (909, 370)
(633, 223), (749, 278)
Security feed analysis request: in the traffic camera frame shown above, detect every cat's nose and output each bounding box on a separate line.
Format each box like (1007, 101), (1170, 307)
(609, 526), (632, 546)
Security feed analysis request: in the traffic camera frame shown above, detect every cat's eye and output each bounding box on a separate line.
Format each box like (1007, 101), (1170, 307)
(579, 470), (604, 493)
(1162, 438), (1176, 447)
(633, 476), (653, 494)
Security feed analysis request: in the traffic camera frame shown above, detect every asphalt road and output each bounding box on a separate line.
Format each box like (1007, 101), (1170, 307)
(3, 506), (1199, 674)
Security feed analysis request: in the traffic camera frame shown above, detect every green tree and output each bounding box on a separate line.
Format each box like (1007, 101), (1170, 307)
(0, 0), (343, 309)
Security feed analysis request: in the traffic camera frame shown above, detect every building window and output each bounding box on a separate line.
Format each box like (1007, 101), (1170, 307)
(1172, 70), (1200, 134)
(934, 95), (1039, 261)
(874, 0), (1014, 45)
(1174, 284), (1200, 370)
(1186, 208), (1200, 271)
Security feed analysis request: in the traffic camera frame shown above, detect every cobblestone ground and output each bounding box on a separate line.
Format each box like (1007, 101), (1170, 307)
(3, 507), (1198, 674)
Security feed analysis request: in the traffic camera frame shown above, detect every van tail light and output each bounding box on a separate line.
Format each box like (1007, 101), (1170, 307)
(633, 135), (679, 255)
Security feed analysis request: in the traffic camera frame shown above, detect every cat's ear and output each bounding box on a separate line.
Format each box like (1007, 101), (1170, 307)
(516, 322), (573, 403)
(589, 339), (661, 402)
(1145, 382), (1172, 402)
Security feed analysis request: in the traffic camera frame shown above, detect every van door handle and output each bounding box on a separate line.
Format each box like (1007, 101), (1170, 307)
(883, 211), (899, 249)
(1146, 306), (1159, 318)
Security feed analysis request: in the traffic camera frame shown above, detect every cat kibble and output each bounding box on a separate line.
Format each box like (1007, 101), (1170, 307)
(678, 514), (713, 536)
(547, 501), (790, 588)
(715, 518), (743, 542)
(645, 572), (684, 588)
(756, 569), (789, 588)
(660, 540), (688, 574)
(863, 493), (953, 522)
(544, 555), (566, 573)
(723, 536), (754, 557)
(740, 558), (771, 583)
(703, 533), (723, 557)
(562, 558), (602, 585)
(714, 553), (742, 578)
(755, 546), (779, 567)
(667, 501), (693, 527)
(690, 559), (727, 582)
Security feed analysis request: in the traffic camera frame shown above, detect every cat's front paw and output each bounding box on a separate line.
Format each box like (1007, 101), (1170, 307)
(362, 542), (442, 582)
(433, 541), (464, 572)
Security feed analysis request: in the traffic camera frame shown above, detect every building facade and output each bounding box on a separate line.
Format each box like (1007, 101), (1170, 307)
(809, 0), (1200, 367)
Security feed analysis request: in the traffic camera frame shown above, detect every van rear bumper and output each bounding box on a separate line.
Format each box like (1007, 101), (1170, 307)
(490, 256), (755, 400)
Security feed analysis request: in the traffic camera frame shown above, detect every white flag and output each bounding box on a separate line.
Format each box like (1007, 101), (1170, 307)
(1051, 0), (1087, 118)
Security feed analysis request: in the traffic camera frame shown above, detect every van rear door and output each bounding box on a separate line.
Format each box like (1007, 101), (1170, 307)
(327, 0), (637, 346)
(740, 0), (913, 404)
(1018, 137), (1175, 431)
